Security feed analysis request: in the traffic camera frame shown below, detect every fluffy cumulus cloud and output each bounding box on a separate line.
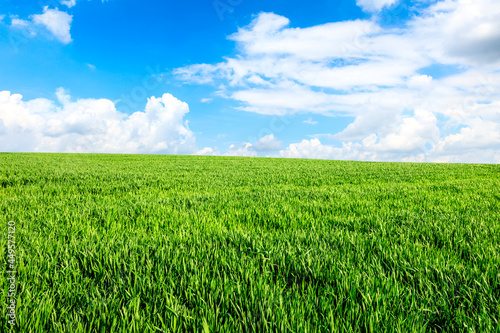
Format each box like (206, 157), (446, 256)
(195, 147), (221, 156)
(0, 89), (203, 154)
(215, 134), (283, 157)
(175, 0), (500, 163)
(276, 139), (376, 161)
(4, 7), (73, 44)
(224, 143), (258, 157)
(416, 0), (500, 65)
(32, 7), (73, 44)
(253, 134), (282, 152)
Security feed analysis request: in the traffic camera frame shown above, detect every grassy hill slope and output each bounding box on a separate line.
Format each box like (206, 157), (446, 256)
(1, 154), (499, 332)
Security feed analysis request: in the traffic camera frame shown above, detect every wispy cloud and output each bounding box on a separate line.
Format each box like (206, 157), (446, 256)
(9, 16), (29, 28)
(303, 118), (318, 125)
(356, 0), (398, 12)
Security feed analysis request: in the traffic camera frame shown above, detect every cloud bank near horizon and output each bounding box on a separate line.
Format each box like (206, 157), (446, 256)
(0, 90), (202, 154)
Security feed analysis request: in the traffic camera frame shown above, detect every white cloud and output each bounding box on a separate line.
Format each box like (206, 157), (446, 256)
(276, 120), (500, 162)
(9, 16), (29, 28)
(174, 63), (224, 84)
(221, 134), (282, 156)
(32, 7), (72, 44)
(0, 89), (205, 154)
(7, 15), (37, 38)
(174, 2), (500, 163)
(174, 13), (422, 115)
(407, 74), (433, 89)
(0, 15), (5, 23)
(253, 134), (282, 152)
(87, 63), (96, 70)
(430, 119), (500, 161)
(200, 98), (213, 103)
(356, 0), (399, 12)
(231, 81), (348, 115)
(303, 118), (318, 125)
(229, 13), (380, 60)
(414, 0), (500, 65)
(195, 147), (221, 155)
(224, 143), (258, 157)
(61, 0), (76, 8)
(365, 109), (441, 154)
(175, 2), (500, 101)
(276, 139), (376, 161)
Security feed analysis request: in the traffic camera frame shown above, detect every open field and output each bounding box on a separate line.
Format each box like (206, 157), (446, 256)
(1, 153), (499, 332)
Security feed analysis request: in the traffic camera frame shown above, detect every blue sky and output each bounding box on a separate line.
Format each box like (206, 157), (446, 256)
(1, 0), (500, 162)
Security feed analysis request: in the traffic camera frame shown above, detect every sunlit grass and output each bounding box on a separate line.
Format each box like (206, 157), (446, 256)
(1, 153), (499, 332)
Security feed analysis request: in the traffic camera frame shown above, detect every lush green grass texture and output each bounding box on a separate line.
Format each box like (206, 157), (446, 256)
(1, 154), (500, 332)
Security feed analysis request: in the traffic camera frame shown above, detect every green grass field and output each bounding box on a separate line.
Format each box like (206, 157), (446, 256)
(1, 153), (499, 332)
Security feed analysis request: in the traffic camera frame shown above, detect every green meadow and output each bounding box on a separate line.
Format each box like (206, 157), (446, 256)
(1, 153), (499, 332)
